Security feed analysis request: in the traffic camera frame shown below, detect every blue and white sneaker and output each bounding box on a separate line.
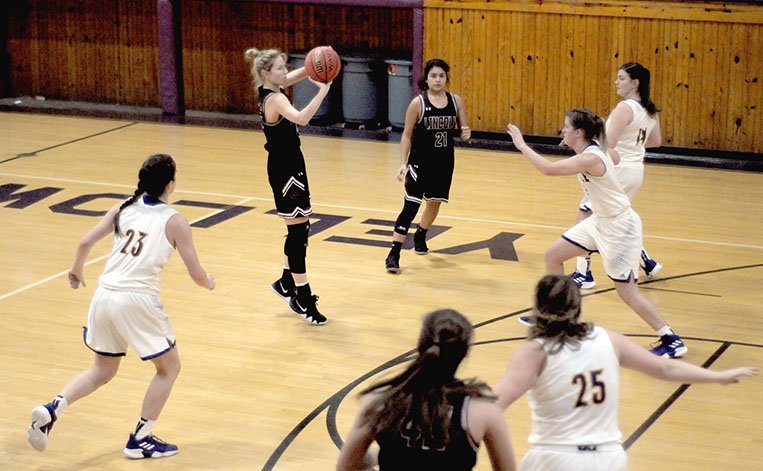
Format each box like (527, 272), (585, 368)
(124, 433), (179, 459)
(571, 270), (596, 290)
(649, 334), (688, 358)
(27, 403), (58, 451)
(643, 258), (663, 279)
(517, 315), (534, 327)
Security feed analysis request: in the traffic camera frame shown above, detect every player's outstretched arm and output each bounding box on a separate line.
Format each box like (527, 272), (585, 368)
(609, 329), (758, 384)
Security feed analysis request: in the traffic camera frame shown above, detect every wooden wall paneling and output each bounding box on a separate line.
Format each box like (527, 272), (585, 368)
(685, 23), (715, 146)
(557, 13), (575, 129)
(521, 10), (535, 129)
(582, 15), (598, 111)
(471, 9), (487, 129)
(696, 21), (717, 150)
(509, 9), (524, 127)
(422, 0), (762, 152)
(732, 23), (752, 152)
(713, 24), (734, 152)
(179, 1), (412, 113)
(570, 12), (587, 118)
(481, 10), (495, 129)
(548, 12), (565, 132)
(38, 2), (67, 98)
(749, 26), (762, 153)
(673, 20), (690, 148)
(657, 17), (675, 147)
(601, 16), (619, 116)
(452, 7), (468, 104)
(530, 12), (544, 131)
(125, 0), (157, 106)
(497, 10), (511, 126)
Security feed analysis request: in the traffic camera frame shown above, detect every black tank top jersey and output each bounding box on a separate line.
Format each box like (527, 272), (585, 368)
(408, 92), (459, 167)
(376, 394), (479, 471)
(258, 86), (306, 177)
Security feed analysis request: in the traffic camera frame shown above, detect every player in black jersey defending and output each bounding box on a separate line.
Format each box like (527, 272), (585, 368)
(337, 309), (516, 470)
(385, 58), (471, 274)
(245, 47), (331, 325)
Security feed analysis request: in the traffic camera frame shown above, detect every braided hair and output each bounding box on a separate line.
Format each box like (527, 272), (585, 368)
(114, 154), (176, 234)
(360, 309), (493, 450)
(527, 274), (593, 354)
(620, 62), (660, 116)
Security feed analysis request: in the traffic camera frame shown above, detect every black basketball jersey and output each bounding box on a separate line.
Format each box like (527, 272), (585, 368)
(408, 92), (459, 167)
(376, 394), (479, 471)
(258, 86), (306, 178)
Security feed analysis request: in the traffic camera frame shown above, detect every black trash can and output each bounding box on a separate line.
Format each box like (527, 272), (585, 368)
(385, 59), (413, 129)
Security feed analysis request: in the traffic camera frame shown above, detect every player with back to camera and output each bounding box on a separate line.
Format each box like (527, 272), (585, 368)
(507, 108), (686, 358)
(572, 62), (663, 290)
(337, 309), (517, 470)
(245, 46), (331, 325)
(493, 274), (757, 471)
(385, 58), (471, 274)
(27, 154), (215, 459)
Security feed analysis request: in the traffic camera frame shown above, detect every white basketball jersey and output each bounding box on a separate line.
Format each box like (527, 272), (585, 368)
(99, 196), (178, 295)
(607, 99), (656, 163)
(577, 144), (630, 217)
(527, 326), (622, 446)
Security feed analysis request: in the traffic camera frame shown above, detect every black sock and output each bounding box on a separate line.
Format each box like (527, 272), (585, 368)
(416, 225), (428, 236)
(281, 268), (295, 288)
(296, 283), (312, 301)
(390, 241), (402, 255)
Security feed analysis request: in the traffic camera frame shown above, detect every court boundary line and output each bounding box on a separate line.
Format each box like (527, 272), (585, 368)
(0, 122), (139, 165)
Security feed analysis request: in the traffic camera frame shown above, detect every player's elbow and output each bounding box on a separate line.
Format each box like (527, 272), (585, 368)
(294, 115), (311, 126)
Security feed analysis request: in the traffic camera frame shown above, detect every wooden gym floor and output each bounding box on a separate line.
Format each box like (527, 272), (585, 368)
(0, 112), (761, 470)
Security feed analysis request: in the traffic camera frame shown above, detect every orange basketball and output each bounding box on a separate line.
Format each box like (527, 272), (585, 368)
(304, 46), (341, 83)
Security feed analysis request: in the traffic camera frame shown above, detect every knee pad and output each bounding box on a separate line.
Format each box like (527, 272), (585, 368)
(285, 221), (310, 273)
(394, 200), (420, 236)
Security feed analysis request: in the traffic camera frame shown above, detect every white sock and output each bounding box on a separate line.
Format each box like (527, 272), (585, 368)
(656, 325), (675, 337)
(53, 395), (68, 413)
(134, 417), (156, 439)
(576, 256), (590, 274)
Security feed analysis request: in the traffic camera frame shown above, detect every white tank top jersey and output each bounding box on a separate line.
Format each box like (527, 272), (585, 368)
(527, 326), (622, 446)
(99, 196), (178, 295)
(607, 99), (657, 163)
(577, 144), (631, 218)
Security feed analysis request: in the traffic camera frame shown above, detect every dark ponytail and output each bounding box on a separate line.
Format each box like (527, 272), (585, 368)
(359, 309), (493, 449)
(620, 62), (660, 116)
(114, 154), (176, 234)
